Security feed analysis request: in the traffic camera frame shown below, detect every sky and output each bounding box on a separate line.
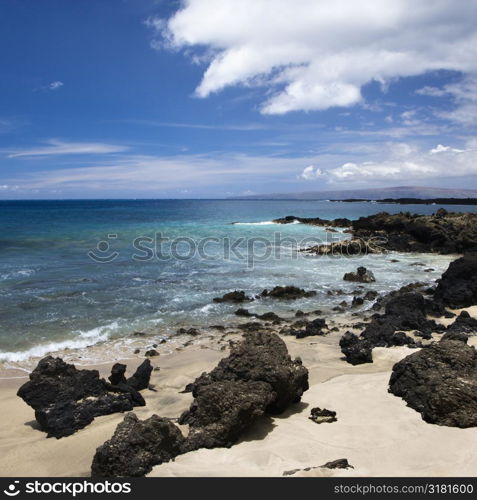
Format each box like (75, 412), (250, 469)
(1, 0), (477, 199)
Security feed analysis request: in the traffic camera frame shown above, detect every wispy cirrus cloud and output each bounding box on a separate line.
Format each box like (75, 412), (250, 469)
(6, 139), (129, 158)
(4, 138), (477, 197)
(48, 81), (64, 91)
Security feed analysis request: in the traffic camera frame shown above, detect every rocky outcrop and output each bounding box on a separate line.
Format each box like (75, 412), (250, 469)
(273, 215), (352, 227)
(443, 311), (477, 340)
(213, 290), (252, 303)
(434, 254), (477, 308)
(339, 332), (373, 365)
(291, 318), (328, 339)
(343, 267), (376, 283)
(389, 340), (477, 427)
(309, 407), (337, 424)
(260, 286), (316, 300)
(234, 309), (284, 323)
(186, 331), (309, 414)
(305, 238), (384, 256)
(17, 357), (151, 438)
(93, 331), (309, 476)
(126, 360), (153, 391)
(91, 413), (185, 477)
(305, 211), (477, 255)
(321, 459), (353, 469)
(180, 380), (274, 450)
(340, 290), (447, 365)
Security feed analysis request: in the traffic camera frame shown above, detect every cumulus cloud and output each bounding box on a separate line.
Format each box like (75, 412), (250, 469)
(6, 139), (128, 158)
(325, 141), (477, 183)
(153, 0), (477, 114)
(299, 165), (323, 179)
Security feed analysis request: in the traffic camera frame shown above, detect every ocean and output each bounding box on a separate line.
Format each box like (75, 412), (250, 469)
(1, 199), (475, 366)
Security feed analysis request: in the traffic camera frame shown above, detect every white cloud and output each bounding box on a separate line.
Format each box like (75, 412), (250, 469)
(429, 144), (465, 154)
(416, 76), (477, 125)
(300, 165), (323, 180)
(436, 77), (477, 125)
(154, 0), (477, 114)
(326, 141), (477, 183)
(6, 139), (128, 158)
(48, 81), (64, 90)
(415, 86), (447, 97)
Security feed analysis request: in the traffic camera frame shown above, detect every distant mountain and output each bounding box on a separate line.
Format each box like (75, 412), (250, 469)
(230, 186), (477, 200)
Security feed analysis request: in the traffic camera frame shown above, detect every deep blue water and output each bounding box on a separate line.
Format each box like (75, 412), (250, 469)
(1, 199), (475, 362)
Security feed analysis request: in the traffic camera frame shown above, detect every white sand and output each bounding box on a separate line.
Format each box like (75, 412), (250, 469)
(1, 310), (477, 477)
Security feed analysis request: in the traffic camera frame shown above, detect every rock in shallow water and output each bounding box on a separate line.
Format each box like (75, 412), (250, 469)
(260, 285), (316, 300)
(389, 340), (477, 427)
(17, 356), (151, 438)
(213, 290), (252, 303)
(343, 267), (376, 283)
(91, 413), (185, 477)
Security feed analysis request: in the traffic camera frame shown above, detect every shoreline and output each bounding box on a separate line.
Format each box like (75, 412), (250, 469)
(2, 304), (477, 477)
(2, 208), (477, 477)
(0, 250), (458, 378)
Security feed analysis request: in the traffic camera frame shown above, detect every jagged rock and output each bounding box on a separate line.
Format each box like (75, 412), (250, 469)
(17, 356), (146, 438)
(91, 413), (185, 477)
(306, 238), (384, 256)
(145, 349), (159, 357)
(177, 327), (200, 336)
(185, 331), (309, 414)
(352, 211), (477, 254)
(283, 459), (353, 476)
(213, 290), (252, 303)
(126, 359), (153, 391)
(237, 322), (263, 332)
(350, 292), (442, 361)
(109, 363), (127, 385)
(434, 254), (477, 308)
(364, 290), (378, 301)
(273, 215), (352, 227)
(179, 380), (274, 450)
(343, 267), (376, 283)
(309, 407), (337, 424)
(352, 296), (364, 307)
(93, 331), (309, 477)
(294, 318), (328, 339)
(256, 311), (283, 322)
(440, 330), (468, 343)
(339, 331), (373, 365)
(389, 340), (477, 427)
(234, 308), (253, 317)
(301, 211), (477, 255)
(445, 311), (477, 336)
(321, 459), (353, 469)
(260, 286), (316, 300)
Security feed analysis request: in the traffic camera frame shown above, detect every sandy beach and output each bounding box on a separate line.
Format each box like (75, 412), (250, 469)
(2, 306), (477, 478)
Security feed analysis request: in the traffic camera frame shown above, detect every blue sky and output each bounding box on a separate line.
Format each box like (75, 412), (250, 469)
(1, 0), (477, 199)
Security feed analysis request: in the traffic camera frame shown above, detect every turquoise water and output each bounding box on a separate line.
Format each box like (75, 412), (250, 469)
(1, 199), (475, 362)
